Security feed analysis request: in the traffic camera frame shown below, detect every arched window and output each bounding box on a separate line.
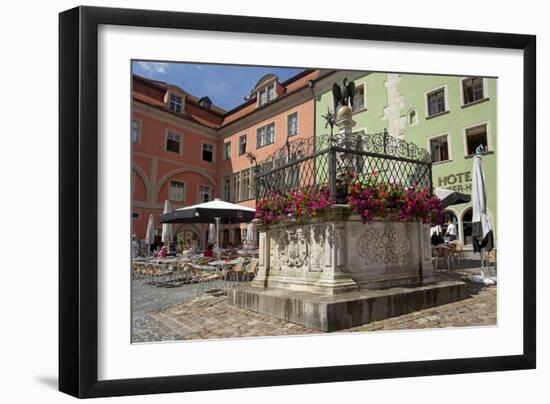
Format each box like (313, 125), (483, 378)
(442, 210), (459, 240)
(408, 109), (417, 126)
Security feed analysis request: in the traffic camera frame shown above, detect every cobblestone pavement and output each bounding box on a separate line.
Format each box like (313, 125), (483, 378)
(346, 278), (496, 332)
(133, 253), (497, 342)
(132, 279), (198, 342)
(146, 273), (496, 341)
(151, 291), (318, 339)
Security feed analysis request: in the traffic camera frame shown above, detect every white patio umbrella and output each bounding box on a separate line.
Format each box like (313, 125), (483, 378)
(246, 222), (254, 248)
(469, 149), (496, 285)
(145, 213), (155, 255)
(159, 198), (255, 252)
(246, 222), (254, 242)
(161, 200), (173, 252)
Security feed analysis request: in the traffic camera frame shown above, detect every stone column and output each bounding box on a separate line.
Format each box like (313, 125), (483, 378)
(334, 105), (357, 177)
(419, 222), (436, 283)
(334, 105), (356, 139)
(316, 221), (359, 295)
(251, 230), (269, 288)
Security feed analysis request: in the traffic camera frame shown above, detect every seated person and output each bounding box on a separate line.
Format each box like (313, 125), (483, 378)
(203, 243), (214, 257)
(431, 233), (445, 246)
(154, 242), (168, 257)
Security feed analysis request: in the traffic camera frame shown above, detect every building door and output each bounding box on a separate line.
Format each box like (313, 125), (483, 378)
(222, 229), (230, 247)
(234, 228), (242, 247)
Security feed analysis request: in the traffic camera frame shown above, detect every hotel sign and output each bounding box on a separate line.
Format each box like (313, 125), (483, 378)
(437, 171), (472, 193)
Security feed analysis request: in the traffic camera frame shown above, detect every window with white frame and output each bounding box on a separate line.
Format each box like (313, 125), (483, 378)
(241, 170), (250, 200)
(465, 124), (489, 156)
(258, 83), (276, 107)
(266, 123), (275, 145)
(259, 89), (267, 106)
(166, 131), (181, 153)
(256, 127), (265, 148)
(223, 175), (231, 202)
(352, 84), (366, 112)
(239, 134), (247, 155)
(169, 180), (185, 202)
(232, 173), (240, 202)
(223, 141), (231, 160)
(169, 93), (183, 113)
(202, 142), (215, 162)
(249, 168), (256, 199)
(268, 84), (276, 101)
(256, 123), (275, 148)
(198, 185), (211, 203)
(131, 119), (141, 143)
(429, 135), (450, 163)
(426, 88), (446, 117)
(287, 112), (298, 136)
(462, 77), (485, 105)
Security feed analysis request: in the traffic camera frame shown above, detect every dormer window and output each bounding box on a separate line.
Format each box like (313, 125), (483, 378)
(267, 84), (276, 101)
(253, 74), (279, 108)
(257, 82), (277, 107)
(259, 89), (267, 106)
(169, 93), (182, 113)
(199, 96), (212, 109)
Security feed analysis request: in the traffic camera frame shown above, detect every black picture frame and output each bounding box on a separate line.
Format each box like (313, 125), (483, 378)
(59, 6), (536, 398)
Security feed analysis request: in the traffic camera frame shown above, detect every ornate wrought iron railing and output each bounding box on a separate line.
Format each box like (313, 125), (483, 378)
(255, 129), (433, 203)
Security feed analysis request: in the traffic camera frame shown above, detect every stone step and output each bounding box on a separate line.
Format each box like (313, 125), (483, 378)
(228, 281), (468, 332)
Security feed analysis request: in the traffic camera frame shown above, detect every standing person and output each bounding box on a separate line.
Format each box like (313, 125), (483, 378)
(445, 219), (458, 241)
(132, 234), (140, 258)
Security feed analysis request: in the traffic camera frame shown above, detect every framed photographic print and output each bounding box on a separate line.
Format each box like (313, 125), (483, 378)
(59, 6), (536, 398)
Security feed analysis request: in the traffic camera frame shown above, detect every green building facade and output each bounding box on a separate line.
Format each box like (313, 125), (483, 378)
(314, 72), (497, 248)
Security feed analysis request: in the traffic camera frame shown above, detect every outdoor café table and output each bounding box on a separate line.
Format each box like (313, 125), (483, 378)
(190, 264), (216, 272)
(147, 258), (180, 265)
(208, 259), (240, 268)
(208, 259), (241, 285)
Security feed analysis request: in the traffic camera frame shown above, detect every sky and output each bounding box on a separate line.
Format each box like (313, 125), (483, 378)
(132, 61), (304, 111)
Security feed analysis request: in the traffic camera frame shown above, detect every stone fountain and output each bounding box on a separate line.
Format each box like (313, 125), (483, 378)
(228, 89), (468, 332)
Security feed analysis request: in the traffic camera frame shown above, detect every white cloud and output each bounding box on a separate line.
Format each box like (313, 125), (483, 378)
(136, 61), (169, 74)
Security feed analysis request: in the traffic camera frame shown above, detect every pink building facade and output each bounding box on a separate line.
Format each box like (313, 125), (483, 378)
(131, 70), (330, 248)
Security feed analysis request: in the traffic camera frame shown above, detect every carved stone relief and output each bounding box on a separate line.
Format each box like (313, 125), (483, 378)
(270, 229), (284, 271)
(280, 228), (309, 268)
(267, 224), (332, 273)
(309, 224), (326, 272)
(350, 223), (414, 270)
